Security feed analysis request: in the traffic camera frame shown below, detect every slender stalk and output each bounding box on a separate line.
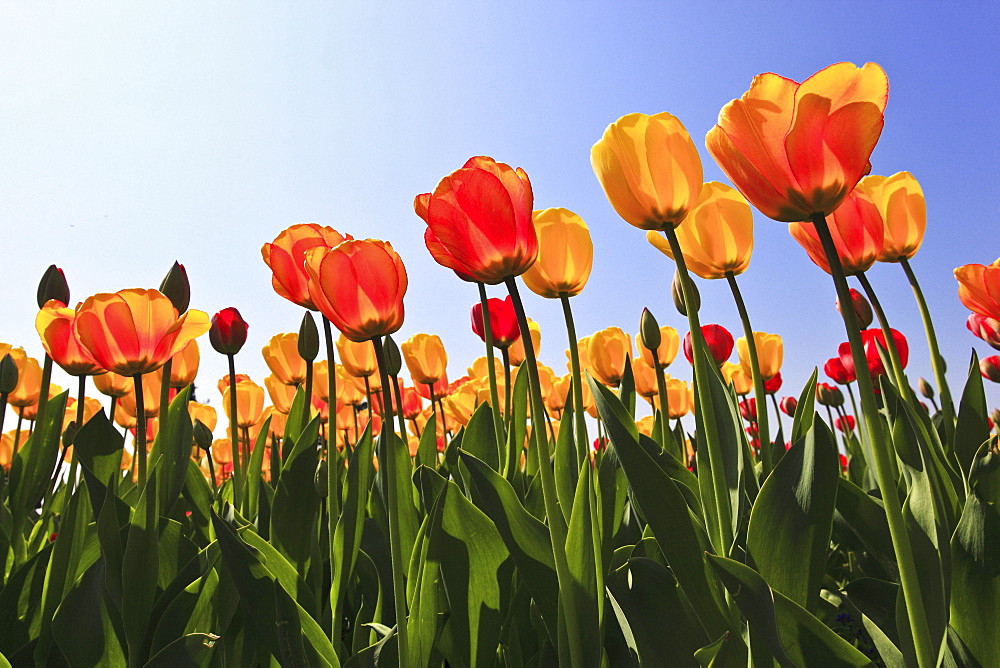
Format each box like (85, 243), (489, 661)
(500, 348), (512, 422)
(14, 411), (23, 454)
(811, 213), (934, 667)
(159, 359), (173, 452)
(654, 366), (672, 454)
(429, 386), (447, 443)
(856, 273), (907, 391)
(769, 393), (784, 444)
(0, 393), (7, 440)
(559, 293), (589, 463)
(505, 277), (583, 667)
(206, 452), (218, 495)
(227, 354), (242, 508)
(303, 359), (314, 431)
(36, 354), (53, 426)
(477, 282), (507, 456)
(108, 397), (118, 433)
(371, 337), (409, 666)
(133, 374), (148, 492)
(391, 375), (408, 451)
(726, 271), (772, 475)
(322, 318), (340, 514)
(900, 257), (955, 436)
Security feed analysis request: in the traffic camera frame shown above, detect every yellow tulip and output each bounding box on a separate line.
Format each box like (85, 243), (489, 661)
(547, 374), (572, 416)
(401, 333), (448, 385)
(586, 327), (632, 387)
(634, 326), (679, 369)
(169, 339), (200, 388)
(188, 401), (218, 433)
(856, 171), (926, 262)
(337, 334), (377, 378)
(223, 376), (265, 429)
(94, 370), (131, 398)
(521, 208), (594, 298)
(636, 416), (655, 438)
(631, 356), (658, 399)
(664, 377), (693, 419)
(737, 332), (783, 380)
(468, 356), (504, 383)
(336, 365), (366, 407)
(721, 361), (753, 396)
(591, 112), (704, 230)
(646, 182), (754, 279)
(507, 318), (541, 366)
(265, 374), (297, 414)
(262, 333), (306, 386)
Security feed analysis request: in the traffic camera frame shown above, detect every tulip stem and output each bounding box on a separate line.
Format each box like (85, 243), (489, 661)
(900, 257), (955, 437)
(14, 411), (23, 455)
(560, 293), (589, 463)
(500, 348), (512, 423)
(769, 393), (783, 442)
(856, 272), (907, 390)
(133, 374), (148, 493)
(372, 337), (409, 666)
(506, 277), (584, 667)
(726, 271), (772, 476)
(303, 359), (314, 435)
(664, 227), (733, 554)
(227, 354), (242, 510)
(392, 375), (408, 451)
(159, 359), (173, 459)
(477, 282), (507, 467)
(36, 354), (53, 428)
(811, 213), (934, 668)
(654, 366), (673, 456)
(322, 317), (340, 518)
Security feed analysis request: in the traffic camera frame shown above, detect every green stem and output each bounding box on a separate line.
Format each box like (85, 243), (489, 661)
(134, 374), (148, 493)
(811, 213), (934, 667)
(372, 337), (409, 666)
(726, 272), (772, 476)
(900, 257), (956, 438)
(323, 317), (340, 517)
(654, 366), (673, 456)
(13, 411), (23, 454)
(159, 359), (173, 454)
(501, 347), (512, 423)
(505, 276), (582, 668)
(560, 293), (589, 464)
(392, 375), (408, 452)
(303, 358), (314, 431)
(477, 282), (507, 461)
(36, 354), (53, 427)
(227, 354), (242, 509)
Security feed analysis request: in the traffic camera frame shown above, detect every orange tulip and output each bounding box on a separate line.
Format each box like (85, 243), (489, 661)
(856, 171), (926, 262)
(788, 189), (883, 275)
(444, 380), (478, 427)
(336, 365), (366, 407)
(636, 416), (656, 438)
(35, 301), (105, 375)
(521, 208), (594, 298)
(305, 239), (407, 342)
(632, 356), (658, 399)
(956, 259), (1000, 322)
(262, 333), (306, 386)
(664, 377), (694, 419)
(261, 223), (352, 310)
(0, 431), (14, 470)
(738, 332), (783, 380)
(75, 288), (210, 377)
(188, 401), (218, 433)
(94, 370), (131, 398)
(721, 361), (753, 396)
(337, 335), (377, 378)
(63, 397), (102, 433)
(169, 339), (200, 388)
(586, 327), (633, 387)
(118, 370), (164, 418)
(547, 374), (571, 416)
(8, 352), (42, 409)
(222, 376), (265, 429)
(401, 333), (448, 385)
(707, 62), (888, 222)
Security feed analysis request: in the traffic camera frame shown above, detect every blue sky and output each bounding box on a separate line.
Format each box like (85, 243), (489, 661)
(2, 2), (998, 421)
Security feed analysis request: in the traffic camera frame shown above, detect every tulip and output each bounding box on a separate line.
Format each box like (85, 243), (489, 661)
(261, 223), (353, 310)
(860, 328), (908, 377)
(856, 172), (926, 262)
(305, 239), (407, 342)
(188, 402), (218, 433)
(222, 376), (265, 429)
(763, 373), (782, 394)
(788, 189), (884, 275)
(401, 333), (448, 385)
(586, 327), (632, 387)
(636, 416), (655, 438)
(835, 415), (856, 433)
(337, 336), (377, 378)
(35, 301), (106, 376)
(262, 333), (307, 386)
(967, 313), (1000, 351)
(265, 374), (297, 414)
(37, 265), (70, 309)
(507, 318), (540, 366)
(400, 386), (422, 420)
(739, 398), (757, 422)
(955, 259), (1000, 322)
(706, 62), (888, 222)
(631, 356), (658, 399)
(414, 375), (449, 402)
(737, 332), (782, 380)
(683, 324), (733, 366)
(74, 288), (210, 377)
(836, 288), (874, 329)
(467, 357), (504, 385)
(521, 208), (594, 298)
(210, 307), (249, 356)
(980, 356), (1000, 383)
(816, 382), (844, 408)
(169, 339), (200, 388)
(0, 431), (14, 470)
(779, 397), (798, 417)
(825, 356), (856, 385)
(118, 370), (164, 418)
(313, 360), (330, 402)
(635, 325), (679, 369)
(417, 156), (536, 284)
(8, 354), (42, 409)
(664, 377), (693, 419)
(471, 296), (521, 349)
(443, 380), (478, 427)
(591, 112), (703, 230)
(336, 365), (366, 407)
(547, 374), (572, 416)
(646, 182), (754, 279)
(93, 371), (130, 398)
(721, 361), (752, 396)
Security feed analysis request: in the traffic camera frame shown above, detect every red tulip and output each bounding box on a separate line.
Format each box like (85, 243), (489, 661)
(825, 355), (856, 385)
(763, 372), (782, 394)
(739, 397), (757, 422)
(980, 356), (1000, 383)
(779, 396), (798, 417)
(836, 288), (874, 329)
(788, 189), (884, 276)
(471, 296), (521, 348)
(860, 328), (908, 376)
(967, 313), (1000, 351)
(35, 301), (106, 376)
(417, 156), (537, 284)
(835, 415), (856, 432)
(261, 224), (352, 310)
(210, 308), (249, 355)
(683, 324), (734, 366)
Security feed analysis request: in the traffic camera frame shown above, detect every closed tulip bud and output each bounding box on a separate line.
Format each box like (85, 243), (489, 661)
(980, 356), (1000, 383)
(193, 419), (214, 451)
(836, 288), (874, 329)
(918, 378), (935, 400)
(383, 335), (402, 376)
(835, 415), (856, 433)
(315, 459), (328, 498)
(683, 324), (733, 366)
(991, 408), (1000, 426)
(816, 382), (844, 407)
(672, 269), (699, 316)
(639, 308), (661, 353)
(739, 397), (757, 421)
(471, 297), (521, 349)
(210, 307), (249, 356)
(0, 354), (18, 393)
(764, 372), (783, 394)
(966, 313), (1000, 351)
(779, 396), (798, 417)
(159, 261), (191, 314)
(298, 312), (320, 362)
(37, 264), (69, 308)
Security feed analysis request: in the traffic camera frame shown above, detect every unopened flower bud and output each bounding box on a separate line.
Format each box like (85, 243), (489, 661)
(990, 408), (1000, 427)
(159, 261), (191, 314)
(0, 354), (19, 394)
(37, 264), (70, 308)
(639, 308), (661, 353)
(836, 288), (873, 329)
(917, 378), (935, 400)
(193, 419), (214, 451)
(210, 307), (249, 355)
(980, 356), (1000, 384)
(816, 382), (844, 407)
(779, 396), (798, 417)
(383, 335), (403, 377)
(298, 312), (320, 362)
(63, 421), (78, 447)
(672, 269), (699, 317)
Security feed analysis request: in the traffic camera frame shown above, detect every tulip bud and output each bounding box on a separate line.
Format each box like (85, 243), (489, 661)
(836, 288), (873, 329)
(63, 421), (78, 447)
(193, 419), (214, 451)
(159, 262), (191, 314)
(672, 269), (699, 316)
(980, 356), (1000, 383)
(298, 312), (320, 362)
(210, 307), (249, 355)
(383, 335), (403, 377)
(0, 354), (18, 394)
(991, 408), (1000, 427)
(816, 382), (844, 407)
(315, 459), (329, 498)
(639, 308), (661, 353)
(917, 378), (935, 400)
(779, 396), (797, 417)
(37, 264), (69, 308)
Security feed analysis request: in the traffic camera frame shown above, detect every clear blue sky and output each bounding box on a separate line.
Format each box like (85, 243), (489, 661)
(2, 2), (998, 421)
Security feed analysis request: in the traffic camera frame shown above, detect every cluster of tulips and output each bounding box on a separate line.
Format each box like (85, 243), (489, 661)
(1, 60), (999, 667)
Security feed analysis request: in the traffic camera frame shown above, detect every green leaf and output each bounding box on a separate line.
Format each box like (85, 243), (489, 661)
(747, 420), (839, 612)
(10, 390), (69, 518)
(505, 364), (530, 480)
(51, 557), (127, 667)
(461, 401), (501, 472)
(121, 466), (160, 664)
(0, 544), (53, 659)
(72, 409), (124, 486)
(375, 428), (419, 585)
(150, 386), (194, 515)
(405, 501), (445, 667)
(834, 478), (898, 582)
(144, 633), (221, 667)
(791, 369), (818, 445)
(553, 390), (578, 525)
(954, 352), (990, 476)
(270, 415), (322, 576)
(245, 415), (272, 520)
(564, 461), (601, 667)
(415, 413), (439, 470)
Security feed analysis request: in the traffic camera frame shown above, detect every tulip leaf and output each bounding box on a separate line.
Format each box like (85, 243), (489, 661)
(144, 633), (221, 667)
(564, 460), (602, 667)
(620, 354), (636, 417)
(72, 409), (124, 487)
(270, 414), (322, 578)
(949, 442), (1000, 663)
(150, 385), (193, 515)
(405, 497), (445, 667)
(51, 557), (127, 667)
(245, 415), (272, 521)
(415, 413), (438, 470)
(707, 554), (873, 666)
(746, 419), (839, 612)
(121, 466), (160, 664)
(791, 369), (819, 445)
(376, 428), (419, 577)
(505, 364), (530, 480)
(9, 390), (69, 519)
(460, 401), (500, 473)
(282, 387), (309, 454)
(0, 543), (53, 660)
(833, 478), (898, 582)
(553, 390), (578, 524)
(589, 375), (732, 640)
(954, 352), (990, 476)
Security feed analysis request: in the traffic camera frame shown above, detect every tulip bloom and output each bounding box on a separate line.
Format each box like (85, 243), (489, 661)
(75, 288), (210, 377)
(763, 372), (782, 394)
(507, 318), (540, 366)
(737, 332), (783, 380)
(835, 415), (857, 433)
(471, 296), (521, 349)
(683, 324), (734, 366)
(706, 62), (889, 222)
(721, 361), (752, 395)
(779, 396), (798, 417)
(222, 376), (265, 429)
(664, 377), (693, 419)
(306, 239), (407, 342)
(265, 374), (297, 414)
(586, 327), (633, 387)
(210, 308), (249, 356)
(739, 398), (757, 422)
(788, 189), (884, 275)
(262, 333), (307, 386)
(635, 326), (679, 369)
(94, 370), (131, 398)
(591, 112), (704, 230)
(967, 313), (1000, 351)
(35, 301), (106, 376)
(631, 357), (658, 399)
(860, 328), (909, 376)
(119, 370), (164, 418)
(547, 374), (572, 416)
(856, 172), (926, 262)
(521, 208), (593, 298)
(955, 259), (1000, 322)
(417, 156), (537, 284)
(825, 356), (856, 385)
(337, 335), (377, 378)
(336, 365), (366, 407)
(261, 223), (352, 310)
(188, 402), (218, 433)
(402, 333), (448, 385)
(836, 288), (874, 328)
(981, 356), (1000, 383)
(646, 182), (754, 279)
(169, 339), (200, 388)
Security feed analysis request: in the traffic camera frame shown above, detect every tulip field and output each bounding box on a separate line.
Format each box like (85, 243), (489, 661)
(3, 61), (1000, 667)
